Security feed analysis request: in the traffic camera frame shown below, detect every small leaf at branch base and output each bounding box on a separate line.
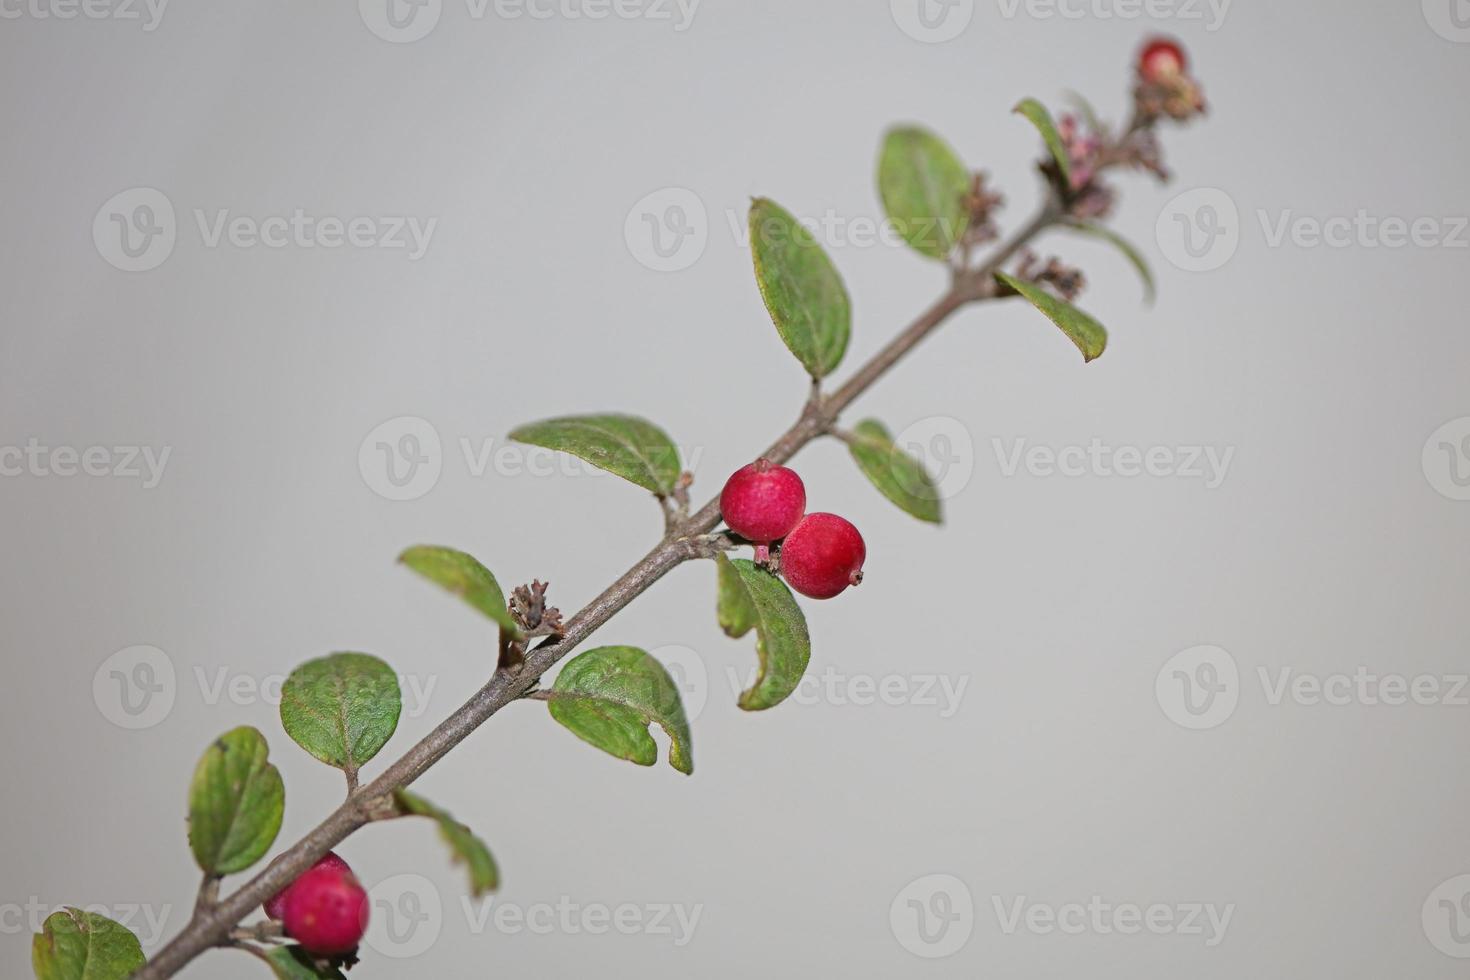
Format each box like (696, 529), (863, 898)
(1013, 97), (1072, 186)
(995, 271), (1109, 363)
(749, 197), (852, 379)
(547, 646), (693, 774)
(398, 544), (523, 637)
(508, 415), (682, 496)
(280, 653), (402, 774)
(187, 727), (285, 877)
(1064, 222), (1156, 304)
(262, 946), (348, 980)
(393, 790), (500, 897)
(32, 908), (146, 980)
(878, 126), (971, 261)
(847, 419), (943, 524)
(715, 555), (811, 711)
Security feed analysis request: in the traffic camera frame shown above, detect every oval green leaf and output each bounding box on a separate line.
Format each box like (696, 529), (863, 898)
(878, 126), (971, 261)
(280, 653), (402, 776)
(187, 726), (285, 876)
(995, 271), (1108, 363)
(547, 646), (692, 774)
(263, 946), (348, 979)
(715, 555), (811, 711)
(32, 908), (146, 980)
(1064, 221), (1156, 304)
(508, 414), (682, 496)
(749, 197), (851, 379)
(399, 544), (522, 637)
(393, 790), (500, 897)
(1013, 97), (1072, 185)
(847, 419), (943, 524)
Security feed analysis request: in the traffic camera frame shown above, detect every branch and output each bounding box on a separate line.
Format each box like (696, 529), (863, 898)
(129, 206), (1057, 979)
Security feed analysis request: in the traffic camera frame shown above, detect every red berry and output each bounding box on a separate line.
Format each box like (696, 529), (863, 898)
(281, 863), (369, 956)
(263, 852), (351, 921)
(780, 513), (866, 600)
(1139, 37), (1186, 82)
(720, 458), (806, 546)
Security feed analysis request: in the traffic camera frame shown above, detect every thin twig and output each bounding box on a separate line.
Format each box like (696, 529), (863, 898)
(129, 205), (1057, 980)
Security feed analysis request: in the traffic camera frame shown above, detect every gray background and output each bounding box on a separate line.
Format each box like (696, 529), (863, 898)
(4, 0), (1470, 976)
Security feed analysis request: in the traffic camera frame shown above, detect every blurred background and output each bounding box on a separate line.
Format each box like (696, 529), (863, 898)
(3, 1), (1470, 976)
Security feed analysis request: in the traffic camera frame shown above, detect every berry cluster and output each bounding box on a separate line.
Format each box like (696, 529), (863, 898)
(263, 852), (369, 957)
(720, 459), (866, 600)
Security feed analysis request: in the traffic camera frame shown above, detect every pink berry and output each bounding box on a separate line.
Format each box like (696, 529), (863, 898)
(780, 513), (865, 600)
(263, 852), (351, 921)
(720, 458), (806, 547)
(1139, 37), (1186, 82)
(281, 863), (369, 956)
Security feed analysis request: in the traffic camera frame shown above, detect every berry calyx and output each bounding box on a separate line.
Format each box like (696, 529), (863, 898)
(720, 458), (806, 548)
(780, 513), (866, 600)
(1138, 37), (1186, 83)
(280, 863), (369, 956)
(263, 851), (351, 921)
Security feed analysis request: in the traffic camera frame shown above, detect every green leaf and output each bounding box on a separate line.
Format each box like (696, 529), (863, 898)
(508, 415), (682, 496)
(280, 653), (402, 775)
(32, 908), (145, 980)
(846, 419), (943, 524)
(1062, 89), (1103, 133)
(393, 790), (500, 896)
(187, 727), (285, 876)
(748, 197), (852, 379)
(1064, 221), (1156, 304)
(262, 946), (348, 980)
(399, 544), (523, 637)
(546, 646), (693, 774)
(1013, 97), (1071, 185)
(715, 555), (811, 711)
(878, 126), (971, 261)
(995, 271), (1109, 363)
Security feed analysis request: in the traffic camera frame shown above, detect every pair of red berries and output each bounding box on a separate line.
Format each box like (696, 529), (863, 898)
(720, 458), (865, 600)
(263, 852), (368, 956)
